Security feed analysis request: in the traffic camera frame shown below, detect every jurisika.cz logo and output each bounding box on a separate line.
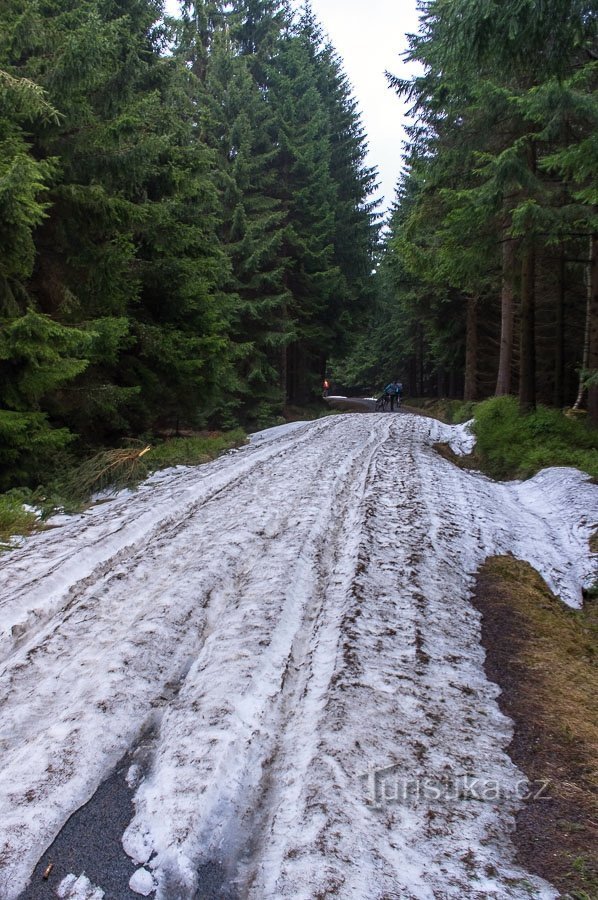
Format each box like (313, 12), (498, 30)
(360, 765), (551, 809)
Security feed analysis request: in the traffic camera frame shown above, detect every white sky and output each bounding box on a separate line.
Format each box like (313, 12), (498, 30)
(294, 0), (421, 213)
(164, 0), (422, 213)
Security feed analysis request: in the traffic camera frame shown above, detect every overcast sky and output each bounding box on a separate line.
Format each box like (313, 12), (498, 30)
(293, 0), (421, 213)
(164, 0), (422, 213)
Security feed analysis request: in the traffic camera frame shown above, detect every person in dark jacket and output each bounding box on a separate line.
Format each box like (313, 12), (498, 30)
(384, 380), (402, 411)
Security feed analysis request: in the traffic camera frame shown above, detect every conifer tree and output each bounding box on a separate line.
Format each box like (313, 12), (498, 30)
(303, 7), (379, 364)
(381, 0), (597, 414)
(266, 26), (340, 402)
(0, 31), (92, 485)
(3, 0), (230, 443)
(201, 35), (291, 426)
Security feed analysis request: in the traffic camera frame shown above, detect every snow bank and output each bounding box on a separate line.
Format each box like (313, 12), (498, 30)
(129, 867), (155, 896)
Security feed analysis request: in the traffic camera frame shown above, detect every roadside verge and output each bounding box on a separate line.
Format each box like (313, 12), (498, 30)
(472, 556), (598, 899)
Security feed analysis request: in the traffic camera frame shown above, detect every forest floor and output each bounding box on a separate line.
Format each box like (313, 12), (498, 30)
(1, 412), (596, 900)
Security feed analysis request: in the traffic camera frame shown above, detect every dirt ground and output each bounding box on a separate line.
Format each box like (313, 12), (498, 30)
(472, 557), (598, 899)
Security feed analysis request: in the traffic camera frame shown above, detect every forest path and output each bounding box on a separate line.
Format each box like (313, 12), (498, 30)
(1, 413), (596, 900)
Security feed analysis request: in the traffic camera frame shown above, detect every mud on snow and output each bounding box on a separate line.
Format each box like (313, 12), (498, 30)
(0, 413), (596, 900)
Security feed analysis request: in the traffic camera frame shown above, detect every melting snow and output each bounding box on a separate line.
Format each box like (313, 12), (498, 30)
(56, 873), (105, 899)
(129, 867), (155, 896)
(0, 414), (596, 899)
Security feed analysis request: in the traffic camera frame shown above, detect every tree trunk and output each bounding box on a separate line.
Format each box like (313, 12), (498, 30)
(319, 352), (327, 394)
(553, 243), (566, 408)
(573, 235), (593, 412)
(290, 343), (310, 406)
(280, 292), (289, 405)
(464, 294), (478, 402)
(408, 355), (417, 398)
(583, 234), (598, 424)
(588, 234), (598, 425)
(518, 245), (536, 413)
(495, 236), (516, 396)
(418, 324), (425, 395)
(281, 344), (288, 405)
(449, 369), (458, 399)
(437, 368), (446, 398)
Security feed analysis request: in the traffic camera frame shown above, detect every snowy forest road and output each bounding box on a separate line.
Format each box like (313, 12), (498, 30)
(1, 414), (596, 900)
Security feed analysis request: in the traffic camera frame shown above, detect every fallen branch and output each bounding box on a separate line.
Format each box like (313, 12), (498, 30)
(63, 446), (152, 500)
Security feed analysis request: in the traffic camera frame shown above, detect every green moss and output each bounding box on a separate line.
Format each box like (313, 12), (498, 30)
(472, 397), (598, 480)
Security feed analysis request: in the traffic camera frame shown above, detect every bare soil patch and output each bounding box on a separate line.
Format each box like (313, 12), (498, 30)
(472, 556), (598, 899)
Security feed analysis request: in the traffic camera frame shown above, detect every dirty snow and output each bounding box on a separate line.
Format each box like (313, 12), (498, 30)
(56, 873), (105, 899)
(249, 420), (310, 444)
(0, 413), (596, 900)
(441, 418), (477, 456)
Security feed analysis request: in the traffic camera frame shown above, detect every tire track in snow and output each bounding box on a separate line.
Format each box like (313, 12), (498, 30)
(1, 414), (595, 899)
(236, 416), (539, 899)
(0, 416), (384, 899)
(211, 415), (591, 899)
(120, 417), (389, 899)
(121, 415), (584, 899)
(0, 421), (329, 666)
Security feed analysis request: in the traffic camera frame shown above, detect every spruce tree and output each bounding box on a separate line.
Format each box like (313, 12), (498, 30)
(302, 6), (379, 367)
(266, 26), (340, 402)
(0, 26), (92, 485)
(4, 0), (230, 443)
(198, 26), (291, 426)
(381, 0), (597, 413)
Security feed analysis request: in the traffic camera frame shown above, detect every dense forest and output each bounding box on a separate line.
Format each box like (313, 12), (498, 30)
(342, 0), (598, 425)
(0, 0), (378, 488)
(1, 0), (597, 494)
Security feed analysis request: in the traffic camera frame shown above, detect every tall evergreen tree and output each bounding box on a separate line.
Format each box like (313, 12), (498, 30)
(379, 0), (597, 414)
(200, 30), (291, 425)
(267, 26), (339, 402)
(3, 0), (230, 444)
(304, 7), (379, 364)
(0, 28), (92, 485)
(265, 7), (378, 402)
(0, 0), (379, 489)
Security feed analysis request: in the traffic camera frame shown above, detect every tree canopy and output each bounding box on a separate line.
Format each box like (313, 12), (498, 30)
(0, 0), (378, 486)
(342, 0), (598, 422)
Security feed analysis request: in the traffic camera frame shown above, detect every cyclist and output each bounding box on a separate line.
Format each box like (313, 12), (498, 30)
(383, 380), (402, 411)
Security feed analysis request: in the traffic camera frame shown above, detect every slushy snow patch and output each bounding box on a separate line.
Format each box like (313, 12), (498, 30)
(129, 867), (155, 895)
(249, 420), (310, 444)
(22, 503), (42, 520)
(448, 418), (476, 455)
(56, 873), (105, 899)
(0, 414), (595, 899)
(126, 763), (142, 789)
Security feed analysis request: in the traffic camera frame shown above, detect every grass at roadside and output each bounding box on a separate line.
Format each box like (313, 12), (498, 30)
(145, 429), (246, 469)
(0, 495), (39, 547)
(473, 397), (598, 480)
(473, 556), (598, 899)
(431, 396), (598, 481)
(0, 429), (246, 547)
(403, 396), (476, 424)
